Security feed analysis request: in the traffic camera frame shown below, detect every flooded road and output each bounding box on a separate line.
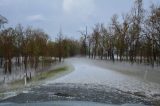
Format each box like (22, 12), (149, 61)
(46, 58), (160, 98)
(0, 58), (160, 105)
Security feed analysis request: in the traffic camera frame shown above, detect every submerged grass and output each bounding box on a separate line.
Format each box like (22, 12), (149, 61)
(31, 67), (68, 82)
(10, 66), (68, 86)
(0, 66), (70, 100)
(0, 66), (69, 94)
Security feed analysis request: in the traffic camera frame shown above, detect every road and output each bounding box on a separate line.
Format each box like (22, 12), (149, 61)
(47, 58), (160, 98)
(1, 57), (160, 105)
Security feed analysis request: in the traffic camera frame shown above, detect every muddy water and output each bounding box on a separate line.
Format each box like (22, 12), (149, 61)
(89, 59), (160, 84)
(46, 58), (160, 99)
(0, 58), (160, 105)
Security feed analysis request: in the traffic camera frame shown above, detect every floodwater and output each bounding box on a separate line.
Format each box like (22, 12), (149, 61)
(46, 58), (160, 98)
(1, 57), (160, 105)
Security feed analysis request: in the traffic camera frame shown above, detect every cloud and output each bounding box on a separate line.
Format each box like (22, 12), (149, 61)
(62, 0), (95, 15)
(26, 14), (45, 22)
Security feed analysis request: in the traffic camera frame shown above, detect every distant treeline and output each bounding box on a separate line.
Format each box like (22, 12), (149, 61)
(79, 0), (160, 66)
(0, 17), (80, 74)
(0, 0), (160, 75)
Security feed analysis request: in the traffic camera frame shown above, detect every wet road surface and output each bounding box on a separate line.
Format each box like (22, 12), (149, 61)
(0, 58), (160, 105)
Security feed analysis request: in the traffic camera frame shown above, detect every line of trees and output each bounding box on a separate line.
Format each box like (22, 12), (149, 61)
(0, 17), (79, 75)
(80, 0), (160, 66)
(1, 0), (159, 76)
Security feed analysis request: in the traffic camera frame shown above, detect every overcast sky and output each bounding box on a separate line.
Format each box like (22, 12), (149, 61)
(0, 0), (160, 39)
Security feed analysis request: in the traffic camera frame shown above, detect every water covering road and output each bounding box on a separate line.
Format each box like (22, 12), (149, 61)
(1, 57), (160, 105)
(46, 58), (160, 98)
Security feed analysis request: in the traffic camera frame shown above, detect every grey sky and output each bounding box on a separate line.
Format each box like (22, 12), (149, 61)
(0, 0), (160, 39)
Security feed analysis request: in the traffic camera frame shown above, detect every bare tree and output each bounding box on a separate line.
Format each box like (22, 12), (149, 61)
(79, 26), (88, 56)
(56, 29), (63, 62)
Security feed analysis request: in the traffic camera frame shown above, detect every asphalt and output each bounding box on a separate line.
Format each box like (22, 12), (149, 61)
(0, 83), (153, 105)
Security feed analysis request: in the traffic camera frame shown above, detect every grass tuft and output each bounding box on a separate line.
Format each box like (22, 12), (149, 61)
(32, 67), (68, 82)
